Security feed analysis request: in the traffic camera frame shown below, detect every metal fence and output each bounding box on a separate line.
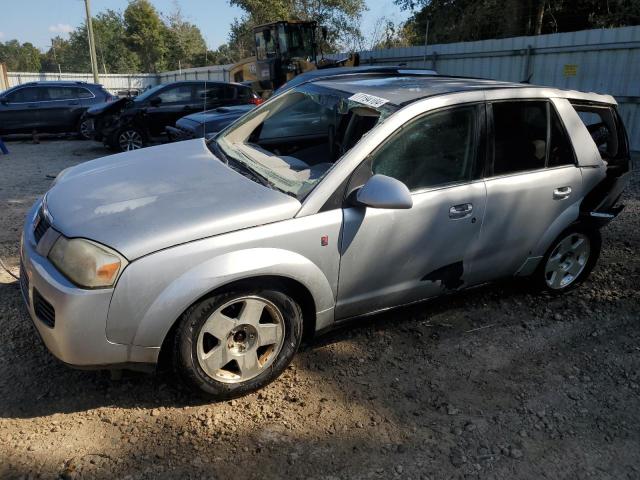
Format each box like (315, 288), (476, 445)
(6, 65), (232, 95)
(338, 25), (640, 150)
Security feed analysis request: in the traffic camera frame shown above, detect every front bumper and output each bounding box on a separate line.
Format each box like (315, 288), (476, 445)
(20, 202), (158, 368)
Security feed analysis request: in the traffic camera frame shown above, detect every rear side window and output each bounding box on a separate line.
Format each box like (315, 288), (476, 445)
(571, 103), (623, 160)
(237, 87), (255, 100)
(492, 101), (547, 175)
(548, 107), (575, 167)
(194, 85), (223, 104)
(6, 87), (40, 103)
(73, 87), (94, 99)
(45, 87), (77, 100)
(491, 100), (575, 175)
(372, 105), (479, 191)
(156, 85), (193, 104)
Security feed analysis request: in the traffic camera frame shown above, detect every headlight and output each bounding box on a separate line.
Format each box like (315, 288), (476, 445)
(48, 237), (127, 288)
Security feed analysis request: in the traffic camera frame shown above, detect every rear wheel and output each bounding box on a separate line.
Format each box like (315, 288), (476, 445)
(534, 226), (601, 293)
(77, 117), (93, 140)
(117, 127), (145, 152)
(172, 289), (303, 399)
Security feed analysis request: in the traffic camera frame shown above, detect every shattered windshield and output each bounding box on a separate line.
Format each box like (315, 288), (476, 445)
(211, 83), (397, 200)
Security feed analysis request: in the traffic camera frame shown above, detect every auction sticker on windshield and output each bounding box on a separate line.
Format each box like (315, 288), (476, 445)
(349, 92), (389, 108)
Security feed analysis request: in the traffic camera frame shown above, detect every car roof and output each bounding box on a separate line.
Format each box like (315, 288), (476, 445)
(18, 81), (102, 87)
(307, 72), (615, 106)
(312, 75), (524, 106)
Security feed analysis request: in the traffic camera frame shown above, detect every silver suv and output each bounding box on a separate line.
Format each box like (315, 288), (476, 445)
(20, 73), (630, 398)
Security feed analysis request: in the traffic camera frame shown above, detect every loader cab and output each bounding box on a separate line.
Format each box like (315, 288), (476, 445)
(254, 21), (320, 91)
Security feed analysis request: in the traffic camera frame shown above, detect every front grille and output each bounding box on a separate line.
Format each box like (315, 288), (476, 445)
(19, 261), (30, 305)
(33, 209), (51, 244)
(33, 289), (55, 328)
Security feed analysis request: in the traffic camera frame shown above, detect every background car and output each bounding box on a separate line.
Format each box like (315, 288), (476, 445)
(167, 104), (256, 141)
(0, 81), (115, 139)
(83, 80), (262, 151)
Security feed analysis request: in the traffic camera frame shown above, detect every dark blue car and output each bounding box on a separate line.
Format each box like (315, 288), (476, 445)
(0, 81), (115, 138)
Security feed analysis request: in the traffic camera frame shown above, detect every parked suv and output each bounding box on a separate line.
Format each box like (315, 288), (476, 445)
(20, 73), (630, 399)
(84, 80), (262, 151)
(0, 81), (114, 138)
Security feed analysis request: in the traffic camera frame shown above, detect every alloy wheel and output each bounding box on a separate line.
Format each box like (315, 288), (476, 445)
(118, 130), (143, 151)
(544, 232), (591, 289)
(79, 120), (92, 139)
(196, 296), (285, 384)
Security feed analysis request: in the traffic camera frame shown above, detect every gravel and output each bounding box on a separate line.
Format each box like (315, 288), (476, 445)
(1, 138), (639, 479)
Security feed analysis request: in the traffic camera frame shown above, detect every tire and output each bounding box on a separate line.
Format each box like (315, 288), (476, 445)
(77, 117), (92, 140)
(172, 289), (303, 399)
(533, 225), (601, 293)
(116, 127), (145, 152)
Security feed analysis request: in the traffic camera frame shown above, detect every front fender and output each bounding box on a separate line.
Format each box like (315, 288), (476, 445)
(107, 247), (336, 348)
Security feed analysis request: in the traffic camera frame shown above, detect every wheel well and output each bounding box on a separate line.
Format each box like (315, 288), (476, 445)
(157, 275), (317, 371)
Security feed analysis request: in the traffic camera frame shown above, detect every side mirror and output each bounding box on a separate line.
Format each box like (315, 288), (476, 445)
(149, 97), (162, 107)
(355, 174), (413, 209)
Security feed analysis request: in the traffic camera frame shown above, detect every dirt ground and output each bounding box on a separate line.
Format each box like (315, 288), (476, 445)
(0, 137), (638, 480)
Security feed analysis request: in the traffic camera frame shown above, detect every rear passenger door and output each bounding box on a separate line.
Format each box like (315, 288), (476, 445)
(469, 100), (583, 284)
(40, 86), (86, 131)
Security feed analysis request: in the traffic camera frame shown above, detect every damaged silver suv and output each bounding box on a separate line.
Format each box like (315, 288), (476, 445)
(20, 72), (630, 398)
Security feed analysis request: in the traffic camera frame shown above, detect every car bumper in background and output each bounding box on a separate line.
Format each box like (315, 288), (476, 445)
(166, 125), (195, 142)
(20, 203), (158, 369)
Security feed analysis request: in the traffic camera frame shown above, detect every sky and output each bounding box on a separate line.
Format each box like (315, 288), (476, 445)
(0, 0), (411, 51)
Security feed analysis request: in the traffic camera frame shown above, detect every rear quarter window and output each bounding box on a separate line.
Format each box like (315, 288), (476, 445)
(570, 102), (627, 161)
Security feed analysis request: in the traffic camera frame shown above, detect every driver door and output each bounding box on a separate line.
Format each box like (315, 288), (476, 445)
(336, 104), (487, 319)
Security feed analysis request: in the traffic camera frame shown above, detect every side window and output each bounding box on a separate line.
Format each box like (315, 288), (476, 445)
(156, 85), (193, 104)
(45, 87), (76, 101)
(372, 105), (478, 191)
(7, 87), (40, 103)
(548, 107), (575, 167)
(237, 87), (254, 101)
(571, 103), (620, 160)
(492, 101), (547, 175)
(73, 87), (94, 99)
(194, 85), (222, 105)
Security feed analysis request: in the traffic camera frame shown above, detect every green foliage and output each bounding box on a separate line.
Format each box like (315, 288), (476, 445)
(0, 40), (41, 71)
(123, 0), (168, 72)
(396, 0), (640, 45)
(226, 0), (367, 58)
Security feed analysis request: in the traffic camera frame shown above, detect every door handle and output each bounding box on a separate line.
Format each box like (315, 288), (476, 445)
(553, 186), (572, 200)
(449, 203), (473, 219)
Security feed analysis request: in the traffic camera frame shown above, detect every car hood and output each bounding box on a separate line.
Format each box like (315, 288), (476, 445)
(181, 105), (255, 124)
(85, 97), (129, 117)
(45, 139), (301, 260)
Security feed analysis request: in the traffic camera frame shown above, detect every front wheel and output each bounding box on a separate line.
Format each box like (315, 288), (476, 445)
(172, 289), (303, 399)
(534, 226), (601, 293)
(117, 127), (145, 152)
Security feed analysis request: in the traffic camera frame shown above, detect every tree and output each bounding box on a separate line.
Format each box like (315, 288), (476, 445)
(164, 5), (208, 70)
(124, 0), (168, 72)
(0, 40), (42, 71)
(227, 0), (367, 55)
(395, 0), (640, 46)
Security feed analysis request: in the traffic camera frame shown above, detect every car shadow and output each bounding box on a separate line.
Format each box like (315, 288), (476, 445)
(0, 274), (537, 419)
